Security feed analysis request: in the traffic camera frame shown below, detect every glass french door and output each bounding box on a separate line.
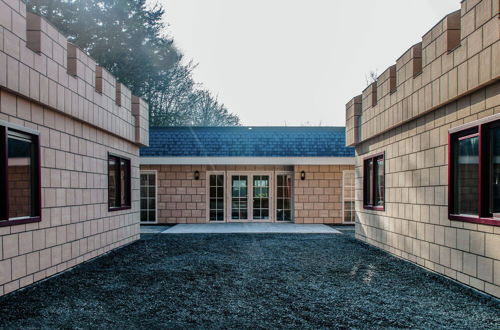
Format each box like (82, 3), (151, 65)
(231, 175), (249, 220)
(227, 173), (272, 221)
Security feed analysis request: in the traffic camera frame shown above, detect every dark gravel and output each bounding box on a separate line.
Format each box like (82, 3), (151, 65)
(0, 233), (498, 329)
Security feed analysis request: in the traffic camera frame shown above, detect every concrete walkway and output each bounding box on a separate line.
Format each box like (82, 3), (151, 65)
(159, 223), (341, 234)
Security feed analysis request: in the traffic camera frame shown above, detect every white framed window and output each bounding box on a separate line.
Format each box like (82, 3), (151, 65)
(275, 172), (293, 222)
(140, 170), (157, 223)
(343, 170), (355, 223)
(207, 171), (225, 222)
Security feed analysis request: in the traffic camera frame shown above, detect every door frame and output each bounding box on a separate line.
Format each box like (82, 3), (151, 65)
(226, 171), (274, 222)
(140, 170), (158, 224)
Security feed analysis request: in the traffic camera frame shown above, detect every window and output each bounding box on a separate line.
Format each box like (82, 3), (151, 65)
(449, 118), (500, 226)
(276, 173), (292, 221)
(208, 173), (225, 221)
(0, 124), (41, 226)
(108, 154), (131, 210)
(140, 171), (156, 223)
(363, 153), (384, 210)
(343, 170), (355, 223)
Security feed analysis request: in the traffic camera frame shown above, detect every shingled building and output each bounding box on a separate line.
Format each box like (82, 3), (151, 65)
(140, 127), (355, 224)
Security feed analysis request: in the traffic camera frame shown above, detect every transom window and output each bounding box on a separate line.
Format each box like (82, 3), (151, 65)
(363, 153), (384, 210)
(0, 125), (41, 226)
(108, 154), (131, 211)
(140, 171), (157, 223)
(449, 118), (500, 226)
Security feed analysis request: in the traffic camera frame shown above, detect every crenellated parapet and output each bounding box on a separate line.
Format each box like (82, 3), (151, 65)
(0, 0), (149, 146)
(345, 95), (362, 146)
(346, 0), (499, 147)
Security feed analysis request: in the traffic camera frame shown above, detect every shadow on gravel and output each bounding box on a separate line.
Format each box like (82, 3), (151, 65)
(0, 233), (498, 329)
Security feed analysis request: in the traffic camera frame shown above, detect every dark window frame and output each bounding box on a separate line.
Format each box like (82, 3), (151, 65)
(363, 152), (385, 211)
(108, 153), (131, 211)
(449, 119), (500, 226)
(0, 125), (41, 227)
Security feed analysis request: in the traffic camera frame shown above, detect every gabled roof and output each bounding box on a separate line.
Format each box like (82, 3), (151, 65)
(140, 126), (354, 158)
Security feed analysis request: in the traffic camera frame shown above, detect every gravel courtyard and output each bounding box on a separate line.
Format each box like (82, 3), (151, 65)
(0, 233), (498, 329)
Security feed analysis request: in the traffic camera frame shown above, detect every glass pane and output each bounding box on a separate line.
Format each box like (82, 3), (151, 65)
(217, 187), (224, 197)
(108, 157), (118, 207)
(140, 174), (148, 186)
(216, 199), (224, 210)
(148, 174), (155, 185)
(216, 175), (224, 186)
(148, 198), (155, 209)
(149, 211), (156, 222)
(210, 175), (216, 186)
(120, 159), (127, 205)
(210, 187), (217, 198)
(455, 135), (479, 215)
(210, 199), (217, 210)
(284, 210), (291, 221)
(148, 186), (155, 196)
(374, 157), (384, 206)
(7, 134), (34, 219)
(216, 210), (224, 221)
(210, 210), (217, 220)
(141, 199), (147, 209)
(491, 127), (500, 213)
(141, 210), (147, 222)
(364, 159), (373, 205)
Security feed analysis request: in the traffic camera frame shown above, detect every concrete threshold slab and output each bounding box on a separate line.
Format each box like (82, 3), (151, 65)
(161, 223), (342, 234)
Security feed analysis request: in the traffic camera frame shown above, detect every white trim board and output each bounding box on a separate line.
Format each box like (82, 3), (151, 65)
(140, 156), (355, 165)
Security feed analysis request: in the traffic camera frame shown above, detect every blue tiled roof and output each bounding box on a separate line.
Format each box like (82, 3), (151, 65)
(141, 126), (354, 157)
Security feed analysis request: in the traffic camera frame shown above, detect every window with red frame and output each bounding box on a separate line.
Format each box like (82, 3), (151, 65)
(0, 125), (41, 226)
(108, 154), (131, 211)
(363, 153), (384, 210)
(449, 119), (500, 226)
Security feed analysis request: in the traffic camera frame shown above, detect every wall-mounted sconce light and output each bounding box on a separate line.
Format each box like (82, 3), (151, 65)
(194, 170), (200, 180)
(300, 171), (306, 180)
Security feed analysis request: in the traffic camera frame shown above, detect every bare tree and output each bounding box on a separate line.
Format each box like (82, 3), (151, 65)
(365, 70), (378, 86)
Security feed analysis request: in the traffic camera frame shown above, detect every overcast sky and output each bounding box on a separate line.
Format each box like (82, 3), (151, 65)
(149, 0), (461, 126)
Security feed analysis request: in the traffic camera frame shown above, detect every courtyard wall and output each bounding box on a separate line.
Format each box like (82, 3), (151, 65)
(346, 0), (500, 297)
(0, 0), (148, 295)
